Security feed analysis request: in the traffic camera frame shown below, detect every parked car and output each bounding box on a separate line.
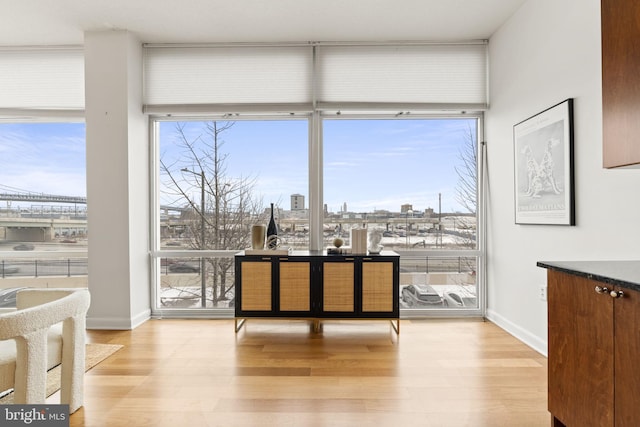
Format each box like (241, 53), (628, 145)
(443, 291), (477, 308)
(401, 284), (444, 307)
(160, 258), (176, 267)
(0, 287), (26, 308)
(1, 264), (20, 275)
(168, 263), (200, 273)
(13, 243), (35, 251)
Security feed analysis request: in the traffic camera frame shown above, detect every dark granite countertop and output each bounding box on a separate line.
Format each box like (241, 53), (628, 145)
(537, 260), (640, 293)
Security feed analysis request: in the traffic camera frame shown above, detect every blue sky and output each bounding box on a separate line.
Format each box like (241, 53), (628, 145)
(159, 118), (477, 213)
(1, 118), (477, 213)
(0, 122), (86, 198)
(323, 118), (475, 213)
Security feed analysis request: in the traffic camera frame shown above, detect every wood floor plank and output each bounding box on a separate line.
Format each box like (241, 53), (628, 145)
(68, 318), (549, 426)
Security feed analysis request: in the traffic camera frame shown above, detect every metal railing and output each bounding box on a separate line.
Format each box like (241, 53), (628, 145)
(1, 258), (88, 278)
(1, 253), (475, 278)
(399, 255), (477, 274)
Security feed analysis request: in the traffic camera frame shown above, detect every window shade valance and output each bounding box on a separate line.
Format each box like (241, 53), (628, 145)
(316, 44), (487, 107)
(143, 42), (488, 113)
(143, 46), (314, 108)
(0, 48), (85, 111)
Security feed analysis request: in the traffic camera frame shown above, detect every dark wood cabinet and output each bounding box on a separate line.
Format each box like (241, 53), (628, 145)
(547, 271), (614, 427)
(546, 269), (640, 426)
(235, 251), (399, 332)
(613, 284), (640, 425)
(601, 0), (640, 168)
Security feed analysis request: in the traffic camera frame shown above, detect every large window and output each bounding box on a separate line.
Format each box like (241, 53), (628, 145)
(154, 119), (309, 309)
(147, 42), (485, 316)
(323, 117), (480, 312)
(0, 122), (88, 293)
(152, 114), (482, 315)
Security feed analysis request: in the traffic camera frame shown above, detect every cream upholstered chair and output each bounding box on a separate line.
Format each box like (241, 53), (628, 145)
(0, 288), (90, 413)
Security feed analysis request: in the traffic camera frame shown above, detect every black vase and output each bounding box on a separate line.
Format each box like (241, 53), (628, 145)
(267, 203), (278, 249)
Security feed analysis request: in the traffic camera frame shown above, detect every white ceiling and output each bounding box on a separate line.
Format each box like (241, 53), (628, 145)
(0, 0), (526, 46)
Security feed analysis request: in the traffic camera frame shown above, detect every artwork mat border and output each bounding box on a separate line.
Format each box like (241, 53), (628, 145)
(513, 98), (575, 225)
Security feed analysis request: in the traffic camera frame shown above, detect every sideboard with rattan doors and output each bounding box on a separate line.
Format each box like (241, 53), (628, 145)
(234, 250), (400, 333)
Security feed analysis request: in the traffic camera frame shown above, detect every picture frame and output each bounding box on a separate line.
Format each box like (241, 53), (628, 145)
(514, 99), (575, 225)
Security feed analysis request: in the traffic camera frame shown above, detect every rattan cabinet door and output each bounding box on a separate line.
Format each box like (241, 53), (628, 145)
(322, 261), (354, 312)
(279, 261), (311, 312)
(240, 261), (272, 311)
(361, 261), (393, 313)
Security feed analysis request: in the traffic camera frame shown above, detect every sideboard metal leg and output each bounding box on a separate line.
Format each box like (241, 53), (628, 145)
(235, 318), (246, 333)
(391, 319), (400, 334)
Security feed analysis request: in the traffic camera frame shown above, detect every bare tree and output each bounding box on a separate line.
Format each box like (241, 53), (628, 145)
(160, 121), (264, 307)
(452, 124), (478, 254)
(454, 124), (478, 215)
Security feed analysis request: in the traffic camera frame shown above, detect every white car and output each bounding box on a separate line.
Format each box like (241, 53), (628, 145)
(0, 287), (26, 307)
(443, 291), (477, 308)
(401, 284), (444, 307)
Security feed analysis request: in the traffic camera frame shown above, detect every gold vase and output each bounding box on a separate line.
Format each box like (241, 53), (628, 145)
(251, 225), (266, 249)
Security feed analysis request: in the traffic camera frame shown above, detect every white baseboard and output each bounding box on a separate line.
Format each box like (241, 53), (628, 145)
(86, 308), (150, 330)
(486, 309), (547, 357)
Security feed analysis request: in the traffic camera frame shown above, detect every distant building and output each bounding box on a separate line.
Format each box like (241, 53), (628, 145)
(401, 204), (413, 214)
(371, 209), (391, 218)
(291, 194), (305, 210)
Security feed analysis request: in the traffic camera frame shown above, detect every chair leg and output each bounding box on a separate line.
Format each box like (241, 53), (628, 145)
(61, 315), (86, 413)
(13, 330), (48, 404)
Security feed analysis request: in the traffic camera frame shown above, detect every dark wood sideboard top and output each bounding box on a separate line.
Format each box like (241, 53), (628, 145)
(537, 260), (640, 293)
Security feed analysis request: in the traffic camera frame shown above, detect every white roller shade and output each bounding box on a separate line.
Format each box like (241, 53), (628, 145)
(143, 46), (314, 108)
(0, 48), (85, 110)
(143, 42), (487, 113)
(316, 43), (487, 108)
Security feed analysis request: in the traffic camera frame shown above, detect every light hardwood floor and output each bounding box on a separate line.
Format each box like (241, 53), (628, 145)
(59, 319), (549, 427)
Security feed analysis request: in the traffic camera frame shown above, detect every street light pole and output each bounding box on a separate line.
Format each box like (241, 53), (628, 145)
(405, 209), (413, 248)
(199, 170), (206, 308)
(182, 168), (207, 308)
(438, 193), (442, 248)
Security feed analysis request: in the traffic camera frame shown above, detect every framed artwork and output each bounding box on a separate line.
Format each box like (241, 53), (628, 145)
(514, 99), (575, 225)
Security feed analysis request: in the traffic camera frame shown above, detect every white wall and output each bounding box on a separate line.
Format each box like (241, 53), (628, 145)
(485, 0), (640, 355)
(85, 31), (150, 329)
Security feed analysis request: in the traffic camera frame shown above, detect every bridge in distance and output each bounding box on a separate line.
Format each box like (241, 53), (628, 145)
(0, 191), (187, 241)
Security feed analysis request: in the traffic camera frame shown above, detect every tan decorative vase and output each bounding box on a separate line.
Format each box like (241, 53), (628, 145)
(251, 225), (266, 250)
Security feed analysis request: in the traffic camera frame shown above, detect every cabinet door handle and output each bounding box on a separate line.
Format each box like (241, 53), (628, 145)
(610, 290), (625, 299)
(595, 285), (610, 294)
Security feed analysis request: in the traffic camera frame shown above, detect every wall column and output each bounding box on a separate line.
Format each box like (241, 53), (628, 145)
(84, 30), (150, 329)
